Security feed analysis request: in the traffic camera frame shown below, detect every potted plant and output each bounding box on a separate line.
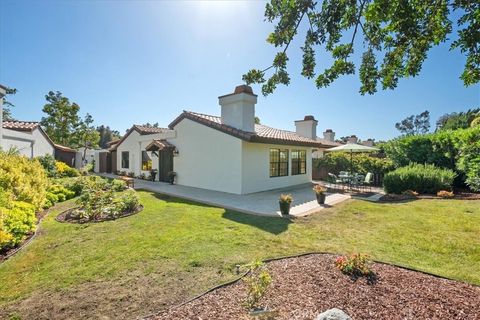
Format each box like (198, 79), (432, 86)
(313, 184), (327, 204)
(167, 171), (177, 185)
(278, 194), (293, 216)
(150, 169), (158, 181)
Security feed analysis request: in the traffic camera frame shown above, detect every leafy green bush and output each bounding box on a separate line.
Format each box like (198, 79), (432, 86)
(0, 152), (48, 210)
(383, 164), (456, 194)
(111, 179), (127, 192)
(382, 127), (480, 190)
(115, 190), (139, 212)
(315, 153), (394, 175)
(55, 161), (80, 177)
(75, 188), (115, 221)
(335, 253), (374, 278)
(37, 154), (57, 177)
(0, 201), (36, 249)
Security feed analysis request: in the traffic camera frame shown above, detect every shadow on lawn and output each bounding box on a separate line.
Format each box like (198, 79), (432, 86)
(222, 210), (292, 235)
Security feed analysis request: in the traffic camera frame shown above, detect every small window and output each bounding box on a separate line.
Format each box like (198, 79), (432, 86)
(292, 150), (307, 175)
(141, 151), (152, 171)
(121, 151), (129, 169)
(270, 149), (288, 177)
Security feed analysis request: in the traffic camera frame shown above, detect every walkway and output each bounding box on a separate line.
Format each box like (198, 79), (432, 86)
(99, 174), (351, 217)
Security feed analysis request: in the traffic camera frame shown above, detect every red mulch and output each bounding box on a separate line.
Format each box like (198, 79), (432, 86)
(150, 254), (480, 320)
(379, 192), (480, 202)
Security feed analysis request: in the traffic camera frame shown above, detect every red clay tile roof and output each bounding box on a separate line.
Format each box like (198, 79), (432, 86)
(110, 125), (172, 150)
(169, 111), (336, 148)
(2, 121), (40, 132)
(145, 139), (176, 151)
(133, 125), (170, 135)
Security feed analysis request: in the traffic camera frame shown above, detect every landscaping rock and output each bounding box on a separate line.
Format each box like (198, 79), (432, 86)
(315, 308), (352, 320)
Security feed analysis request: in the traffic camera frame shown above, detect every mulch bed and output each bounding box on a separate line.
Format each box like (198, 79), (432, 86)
(379, 192), (480, 202)
(150, 254), (480, 320)
(55, 205), (143, 224)
(0, 209), (50, 262)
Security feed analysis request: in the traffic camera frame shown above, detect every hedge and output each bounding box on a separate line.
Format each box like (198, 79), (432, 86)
(381, 126), (480, 191)
(315, 153), (394, 175)
(383, 164), (456, 194)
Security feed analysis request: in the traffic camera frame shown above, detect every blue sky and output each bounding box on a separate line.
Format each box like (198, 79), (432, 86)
(1, 0), (479, 140)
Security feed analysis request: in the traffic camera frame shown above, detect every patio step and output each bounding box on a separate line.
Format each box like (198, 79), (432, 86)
(287, 193), (351, 217)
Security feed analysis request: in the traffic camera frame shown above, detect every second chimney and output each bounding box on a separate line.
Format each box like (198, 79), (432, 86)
(323, 129), (335, 142)
(219, 85), (257, 132)
(295, 115), (318, 140)
(347, 135), (358, 144)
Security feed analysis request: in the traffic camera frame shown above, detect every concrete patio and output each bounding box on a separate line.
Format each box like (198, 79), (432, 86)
(99, 174), (353, 217)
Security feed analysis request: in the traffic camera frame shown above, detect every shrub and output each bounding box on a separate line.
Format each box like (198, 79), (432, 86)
(36, 154), (57, 177)
(243, 260), (272, 310)
(55, 161), (80, 177)
(471, 117), (480, 127)
(0, 201), (36, 249)
(437, 190), (454, 198)
(383, 164), (456, 194)
(75, 188), (115, 221)
(115, 190), (139, 212)
(0, 152), (48, 210)
(335, 253), (373, 278)
(313, 184), (327, 194)
(111, 179), (127, 191)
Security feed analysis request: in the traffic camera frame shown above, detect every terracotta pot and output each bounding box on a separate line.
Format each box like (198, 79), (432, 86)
(316, 193), (326, 205)
(279, 202), (291, 216)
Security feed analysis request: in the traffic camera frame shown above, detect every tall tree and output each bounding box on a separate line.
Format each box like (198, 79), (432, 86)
(395, 110), (430, 135)
(75, 113), (100, 161)
(40, 91), (80, 146)
(436, 108), (480, 130)
(97, 125), (121, 149)
(243, 0), (479, 96)
(2, 88), (18, 121)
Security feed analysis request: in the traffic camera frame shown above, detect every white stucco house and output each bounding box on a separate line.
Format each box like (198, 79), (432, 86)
(1, 120), (56, 158)
(109, 85), (340, 194)
(109, 125), (176, 178)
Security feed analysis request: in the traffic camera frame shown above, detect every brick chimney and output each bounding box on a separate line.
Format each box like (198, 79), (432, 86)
(295, 115), (318, 140)
(362, 139), (374, 147)
(347, 135), (358, 144)
(218, 85), (257, 133)
(323, 129), (335, 142)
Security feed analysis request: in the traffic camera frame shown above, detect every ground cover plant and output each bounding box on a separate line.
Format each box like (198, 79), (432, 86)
(0, 192), (478, 319)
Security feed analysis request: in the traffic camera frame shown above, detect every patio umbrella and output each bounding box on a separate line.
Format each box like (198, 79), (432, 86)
(325, 143), (379, 174)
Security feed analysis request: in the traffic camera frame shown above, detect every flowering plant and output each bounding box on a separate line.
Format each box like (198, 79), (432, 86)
(279, 194), (293, 204)
(335, 253), (373, 278)
(313, 184), (327, 194)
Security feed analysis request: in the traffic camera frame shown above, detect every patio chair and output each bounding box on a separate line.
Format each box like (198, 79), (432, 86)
(362, 172), (373, 192)
(328, 173), (345, 191)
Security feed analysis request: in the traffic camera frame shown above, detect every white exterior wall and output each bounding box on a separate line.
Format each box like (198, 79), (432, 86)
(116, 130), (176, 178)
(1, 128), (54, 158)
(168, 118), (243, 194)
(241, 142), (313, 194)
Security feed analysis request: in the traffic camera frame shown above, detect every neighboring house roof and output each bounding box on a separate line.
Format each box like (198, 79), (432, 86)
(145, 139), (176, 151)
(315, 137), (342, 147)
(169, 111), (334, 148)
(110, 125), (171, 150)
(54, 144), (77, 153)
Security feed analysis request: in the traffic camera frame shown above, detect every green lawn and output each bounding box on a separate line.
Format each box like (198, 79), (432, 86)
(0, 191), (479, 319)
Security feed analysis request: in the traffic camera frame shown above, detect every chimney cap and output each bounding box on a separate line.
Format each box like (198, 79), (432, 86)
(304, 115), (315, 121)
(234, 85), (254, 95)
(351, 135), (357, 138)
(324, 129), (333, 133)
